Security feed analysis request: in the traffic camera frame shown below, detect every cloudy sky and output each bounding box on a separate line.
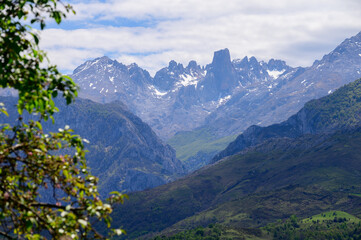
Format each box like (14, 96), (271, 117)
(40, 0), (361, 75)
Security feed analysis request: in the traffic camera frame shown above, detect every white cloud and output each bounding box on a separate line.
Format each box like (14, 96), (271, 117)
(41, 0), (361, 75)
(45, 47), (104, 74)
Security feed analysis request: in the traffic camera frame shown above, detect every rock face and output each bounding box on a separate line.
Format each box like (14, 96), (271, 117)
(198, 49), (239, 101)
(0, 96), (185, 194)
(71, 32), (361, 142)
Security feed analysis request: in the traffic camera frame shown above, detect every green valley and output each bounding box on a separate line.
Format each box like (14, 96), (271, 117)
(168, 128), (238, 172)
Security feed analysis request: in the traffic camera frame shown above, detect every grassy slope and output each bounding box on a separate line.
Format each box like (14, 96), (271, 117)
(167, 127), (237, 168)
(154, 211), (361, 239)
(302, 78), (361, 130)
(162, 128), (361, 230)
(302, 211), (360, 223)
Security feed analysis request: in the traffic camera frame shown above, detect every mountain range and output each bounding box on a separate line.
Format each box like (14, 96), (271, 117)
(1, 31), (361, 194)
(71, 48), (294, 139)
(109, 77), (361, 239)
(71, 31), (361, 172)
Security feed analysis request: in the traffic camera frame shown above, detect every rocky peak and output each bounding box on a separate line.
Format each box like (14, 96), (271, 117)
(263, 59), (291, 80)
(128, 62), (139, 69)
(168, 60), (184, 72)
(238, 56), (249, 66)
(232, 56), (271, 83)
(318, 31), (361, 65)
(267, 59), (289, 71)
(199, 49), (238, 101)
(73, 56), (110, 75)
(153, 61), (185, 91)
(186, 60), (199, 70)
(128, 63), (152, 86)
(211, 48), (232, 68)
(72, 56), (130, 77)
(233, 56), (260, 70)
(70, 56), (153, 104)
(248, 56), (259, 66)
(335, 31), (361, 52)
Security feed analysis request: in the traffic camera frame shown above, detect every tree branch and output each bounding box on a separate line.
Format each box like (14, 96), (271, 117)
(0, 230), (16, 240)
(30, 202), (85, 211)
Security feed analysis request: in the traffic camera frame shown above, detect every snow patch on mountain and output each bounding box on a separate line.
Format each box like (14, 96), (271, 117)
(91, 59), (100, 66)
(217, 95), (231, 107)
(267, 69), (285, 79)
(306, 82), (314, 88)
(316, 63), (325, 69)
(178, 74), (199, 87)
(148, 85), (168, 98)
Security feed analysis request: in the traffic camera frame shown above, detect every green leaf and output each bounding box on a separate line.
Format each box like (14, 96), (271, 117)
(32, 33), (39, 45)
(25, 220), (32, 232)
(52, 91), (58, 98)
(0, 108), (8, 117)
(35, 121), (42, 130)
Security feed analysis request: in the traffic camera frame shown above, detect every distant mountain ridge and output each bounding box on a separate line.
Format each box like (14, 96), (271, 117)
(71, 47), (296, 139)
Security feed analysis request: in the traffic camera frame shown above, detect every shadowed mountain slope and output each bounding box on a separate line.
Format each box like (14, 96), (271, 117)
(0, 97), (185, 194)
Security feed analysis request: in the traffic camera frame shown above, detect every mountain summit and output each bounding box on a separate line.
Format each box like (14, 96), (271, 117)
(199, 48), (239, 101)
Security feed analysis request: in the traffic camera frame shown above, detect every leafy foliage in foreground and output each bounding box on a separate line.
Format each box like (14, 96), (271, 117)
(0, 120), (126, 238)
(0, 0), (126, 239)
